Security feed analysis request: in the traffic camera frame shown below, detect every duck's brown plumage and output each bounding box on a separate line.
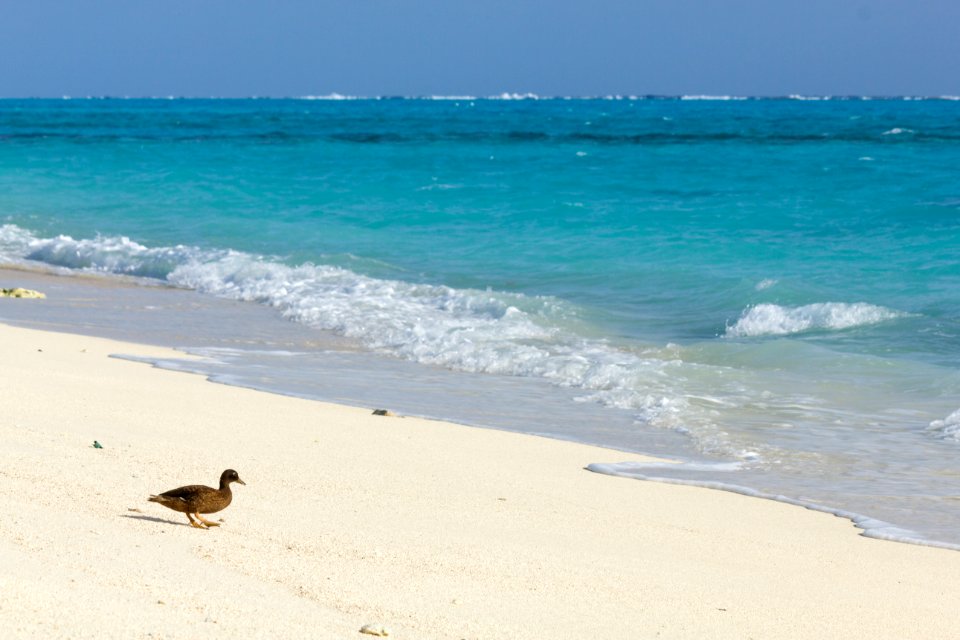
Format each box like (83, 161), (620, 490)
(148, 469), (245, 529)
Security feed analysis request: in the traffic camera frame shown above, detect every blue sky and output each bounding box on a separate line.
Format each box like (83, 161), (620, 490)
(1, 1), (956, 97)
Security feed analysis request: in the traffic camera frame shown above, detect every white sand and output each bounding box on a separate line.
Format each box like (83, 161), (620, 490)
(2, 322), (959, 639)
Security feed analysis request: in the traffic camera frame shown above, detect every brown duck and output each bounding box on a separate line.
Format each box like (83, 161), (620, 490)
(148, 469), (245, 529)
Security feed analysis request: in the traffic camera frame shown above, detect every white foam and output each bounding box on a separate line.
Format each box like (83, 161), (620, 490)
(680, 95), (747, 101)
(0, 224), (37, 260)
(928, 409), (960, 442)
(16, 230), (216, 279)
(489, 92), (541, 100)
(0, 225), (704, 432)
(725, 302), (908, 338)
(882, 127), (915, 135)
(297, 94), (362, 101)
(180, 258), (714, 446)
(422, 95), (478, 101)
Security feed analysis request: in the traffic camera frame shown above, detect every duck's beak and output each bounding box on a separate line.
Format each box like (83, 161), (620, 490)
(237, 477), (246, 485)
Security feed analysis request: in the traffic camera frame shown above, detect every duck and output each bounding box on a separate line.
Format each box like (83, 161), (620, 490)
(148, 469), (245, 529)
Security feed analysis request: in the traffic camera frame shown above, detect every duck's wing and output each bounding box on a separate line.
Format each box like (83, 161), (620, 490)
(158, 484), (214, 500)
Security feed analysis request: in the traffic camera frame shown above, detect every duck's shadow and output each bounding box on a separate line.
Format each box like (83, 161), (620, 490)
(122, 513), (189, 527)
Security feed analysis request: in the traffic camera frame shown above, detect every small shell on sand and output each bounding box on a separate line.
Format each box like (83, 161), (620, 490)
(371, 409), (395, 417)
(359, 623), (390, 636)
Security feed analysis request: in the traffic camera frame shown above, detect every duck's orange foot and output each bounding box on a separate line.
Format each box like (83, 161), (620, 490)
(187, 514), (208, 529)
(197, 516), (220, 528)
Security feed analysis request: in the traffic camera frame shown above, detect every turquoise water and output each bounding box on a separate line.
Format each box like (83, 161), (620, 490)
(3, 97), (960, 547)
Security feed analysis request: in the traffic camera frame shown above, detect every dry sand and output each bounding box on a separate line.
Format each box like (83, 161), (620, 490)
(1, 321), (958, 638)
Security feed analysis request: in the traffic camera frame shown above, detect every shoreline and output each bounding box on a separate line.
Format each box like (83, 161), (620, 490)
(3, 321), (960, 638)
(3, 264), (960, 550)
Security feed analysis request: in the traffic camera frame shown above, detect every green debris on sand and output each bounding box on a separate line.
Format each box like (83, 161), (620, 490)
(92, 440), (104, 449)
(1, 287), (46, 299)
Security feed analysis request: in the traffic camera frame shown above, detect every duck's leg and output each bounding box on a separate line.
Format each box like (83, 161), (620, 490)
(196, 514), (221, 527)
(186, 513), (207, 529)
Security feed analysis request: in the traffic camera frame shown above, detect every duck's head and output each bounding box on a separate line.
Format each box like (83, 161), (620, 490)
(221, 469), (246, 486)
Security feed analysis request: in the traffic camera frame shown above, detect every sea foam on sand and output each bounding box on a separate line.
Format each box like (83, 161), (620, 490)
(2, 322), (959, 639)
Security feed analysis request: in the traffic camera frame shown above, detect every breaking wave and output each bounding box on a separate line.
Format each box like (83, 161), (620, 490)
(725, 302), (908, 337)
(929, 409), (960, 442)
(0, 224), (743, 453)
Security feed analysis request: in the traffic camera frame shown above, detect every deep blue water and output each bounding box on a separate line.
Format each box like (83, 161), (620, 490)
(2, 97), (960, 547)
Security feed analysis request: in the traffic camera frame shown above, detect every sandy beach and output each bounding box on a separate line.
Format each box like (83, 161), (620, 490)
(2, 320), (959, 639)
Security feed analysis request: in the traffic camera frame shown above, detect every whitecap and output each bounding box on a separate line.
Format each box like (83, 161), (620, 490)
(882, 127), (915, 135)
(725, 302), (908, 338)
(21, 232), (215, 279)
(297, 93), (361, 101)
(0, 224), (38, 260)
(422, 95), (478, 101)
(680, 95), (747, 101)
(489, 92), (540, 100)
(928, 409), (960, 442)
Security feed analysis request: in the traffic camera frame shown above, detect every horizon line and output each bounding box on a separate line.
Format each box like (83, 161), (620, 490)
(2, 94), (959, 102)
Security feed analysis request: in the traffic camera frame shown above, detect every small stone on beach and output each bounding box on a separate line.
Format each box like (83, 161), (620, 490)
(359, 623), (390, 636)
(372, 409), (395, 417)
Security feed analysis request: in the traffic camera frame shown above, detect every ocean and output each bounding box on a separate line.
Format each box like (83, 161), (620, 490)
(2, 96), (960, 548)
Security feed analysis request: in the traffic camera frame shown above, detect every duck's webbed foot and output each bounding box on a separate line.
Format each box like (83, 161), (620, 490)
(187, 513), (208, 529)
(196, 514), (221, 527)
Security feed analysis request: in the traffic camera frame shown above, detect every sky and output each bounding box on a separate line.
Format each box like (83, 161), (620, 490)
(0, 0), (957, 97)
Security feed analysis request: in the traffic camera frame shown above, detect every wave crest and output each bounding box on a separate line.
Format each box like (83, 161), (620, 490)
(25, 234), (217, 279)
(929, 410), (960, 442)
(725, 302), (907, 337)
